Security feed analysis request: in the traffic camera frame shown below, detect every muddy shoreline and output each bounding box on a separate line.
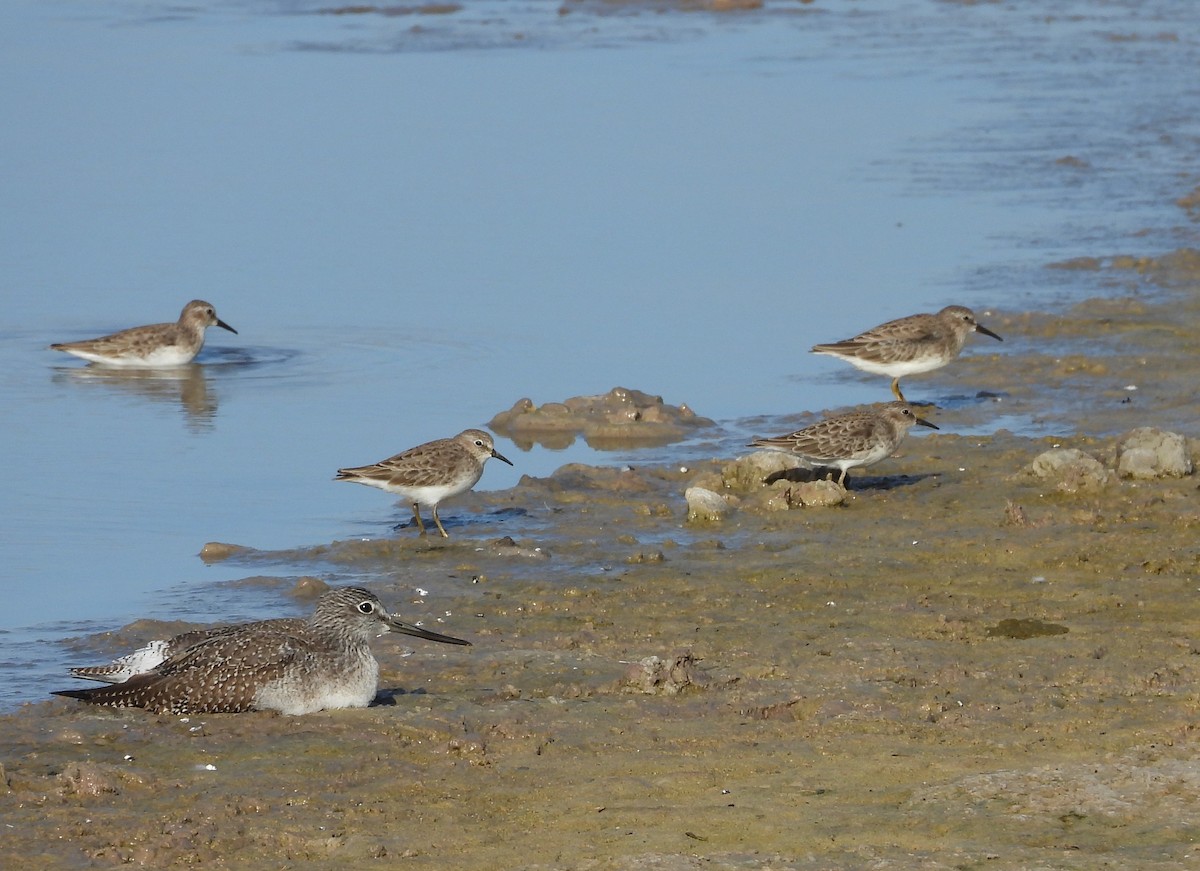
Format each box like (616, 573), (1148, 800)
(2, 250), (1198, 868)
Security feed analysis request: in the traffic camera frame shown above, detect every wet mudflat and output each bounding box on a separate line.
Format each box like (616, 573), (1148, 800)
(2, 253), (1198, 869)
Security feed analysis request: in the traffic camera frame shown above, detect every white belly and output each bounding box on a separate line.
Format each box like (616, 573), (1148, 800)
(253, 656), (379, 715)
(830, 354), (945, 378)
(66, 345), (197, 368)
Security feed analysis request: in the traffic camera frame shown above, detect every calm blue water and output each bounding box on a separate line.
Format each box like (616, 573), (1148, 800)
(2, 0), (1197, 708)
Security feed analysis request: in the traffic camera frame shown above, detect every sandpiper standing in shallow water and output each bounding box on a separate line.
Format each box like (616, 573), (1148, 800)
(748, 401), (939, 486)
(54, 587), (470, 715)
(811, 305), (1002, 402)
(49, 299), (237, 367)
(335, 428), (513, 538)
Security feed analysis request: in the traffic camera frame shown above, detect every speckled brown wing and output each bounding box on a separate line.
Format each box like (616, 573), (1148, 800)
(51, 322), (183, 356)
(68, 618), (309, 684)
(67, 627), (218, 683)
(338, 438), (465, 488)
(759, 413), (882, 462)
(156, 628), (313, 710)
(57, 628), (307, 714)
(819, 314), (945, 365)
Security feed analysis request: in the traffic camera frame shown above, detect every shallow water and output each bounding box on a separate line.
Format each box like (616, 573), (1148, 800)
(2, 0), (1197, 711)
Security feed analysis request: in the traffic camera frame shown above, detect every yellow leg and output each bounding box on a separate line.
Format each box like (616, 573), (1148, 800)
(431, 505), (450, 538)
(890, 378), (906, 402)
(411, 504), (427, 536)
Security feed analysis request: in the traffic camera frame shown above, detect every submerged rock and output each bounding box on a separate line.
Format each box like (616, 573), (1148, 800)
(1115, 427), (1193, 479)
(198, 541), (251, 563)
(489, 387), (714, 450)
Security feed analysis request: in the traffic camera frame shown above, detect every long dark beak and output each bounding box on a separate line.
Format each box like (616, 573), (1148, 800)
(387, 617), (471, 646)
(491, 448), (514, 466)
(915, 416), (940, 430)
(216, 318), (238, 335)
(975, 323), (1002, 341)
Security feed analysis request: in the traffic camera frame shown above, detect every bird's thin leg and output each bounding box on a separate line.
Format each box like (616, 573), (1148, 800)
(890, 378), (907, 402)
(431, 505), (450, 538)
(411, 504), (427, 536)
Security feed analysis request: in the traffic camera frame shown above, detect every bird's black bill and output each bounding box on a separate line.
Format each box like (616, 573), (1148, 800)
(976, 324), (1002, 341)
(216, 318), (238, 335)
(915, 417), (939, 430)
(388, 618), (471, 646)
(491, 449), (514, 466)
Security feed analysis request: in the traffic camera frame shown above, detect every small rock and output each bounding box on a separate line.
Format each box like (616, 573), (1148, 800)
(1115, 427), (1193, 479)
(291, 577), (330, 599)
(198, 541), (250, 563)
(625, 551), (665, 564)
(786, 479), (846, 508)
(56, 762), (144, 797)
(619, 653), (707, 695)
(685, 487), (731, 522)
(1025, 448), (1113, 492)
(721, 450), (799, 491)
(490, 535), (551, 559)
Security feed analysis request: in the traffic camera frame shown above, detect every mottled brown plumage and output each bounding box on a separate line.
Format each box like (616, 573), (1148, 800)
(54, 587), (470, 715)
(749, 402), (938, 486)
(811, 305), (1002, 401)
(68, 624), (300, 685)
(335, 429), (513, 537)
(50, 299), (237, 367)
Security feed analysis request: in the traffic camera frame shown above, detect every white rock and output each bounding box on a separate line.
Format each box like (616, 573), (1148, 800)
(685, 486), (731, 522)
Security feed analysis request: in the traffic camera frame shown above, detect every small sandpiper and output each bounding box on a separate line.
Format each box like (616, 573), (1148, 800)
(53, 587), (470, 715)
(50, 299), (237, 367)
(748, 401), (939, 486)
(335, 428), (513, 538)
(811, 305), (1002, 401)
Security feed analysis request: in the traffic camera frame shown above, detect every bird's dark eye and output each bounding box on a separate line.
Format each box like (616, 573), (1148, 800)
(474, 439), (485, 447)
(358, 601), (375, 614)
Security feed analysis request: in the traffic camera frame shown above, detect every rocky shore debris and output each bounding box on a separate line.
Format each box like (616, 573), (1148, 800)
(686, 449), (852, 514)
(489, 386), (714, 450)
(1026, 427), (1193, 493)
(617, 653), (708, 696)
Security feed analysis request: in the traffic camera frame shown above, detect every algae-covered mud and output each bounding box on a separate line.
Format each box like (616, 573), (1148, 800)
(3, 252), (1198, 868)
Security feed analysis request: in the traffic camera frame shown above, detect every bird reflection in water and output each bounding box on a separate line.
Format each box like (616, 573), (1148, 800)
(51, 363), (219, 431)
